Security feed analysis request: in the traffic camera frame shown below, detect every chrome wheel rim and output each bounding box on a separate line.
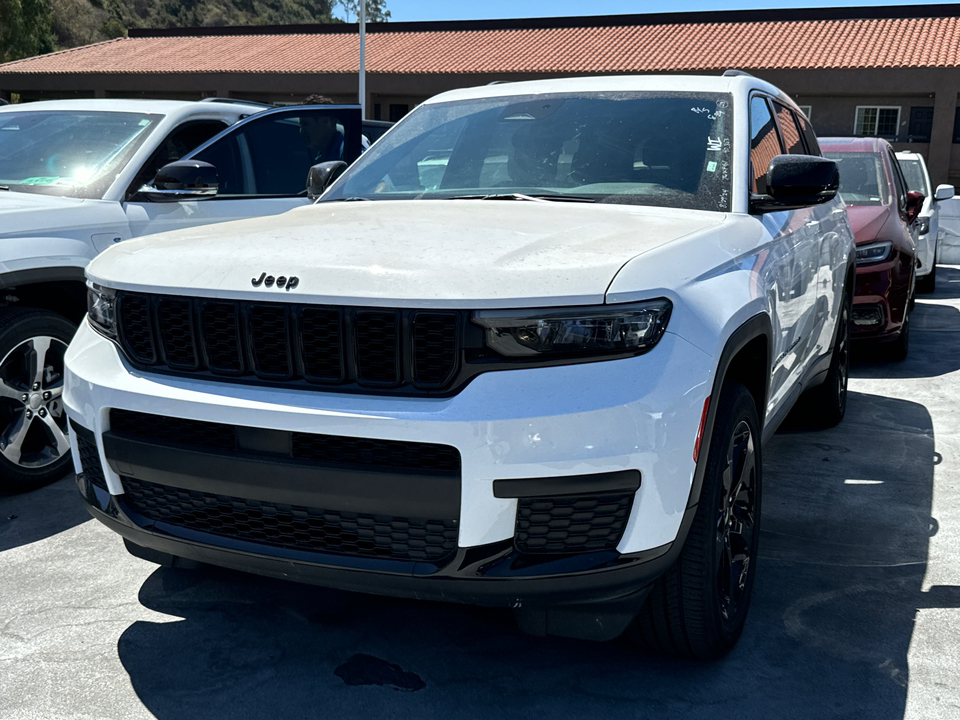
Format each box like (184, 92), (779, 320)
(0, 336), (70, 469)
(716, 419), (757, 622)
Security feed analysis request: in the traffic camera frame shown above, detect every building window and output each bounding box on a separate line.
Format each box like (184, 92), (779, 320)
(908, 106), (934, 142)
(797, 105), (812, 119)
(389, 103), (409, 122)
(952, 108), (960, 143)
(855, 106), (900, 138)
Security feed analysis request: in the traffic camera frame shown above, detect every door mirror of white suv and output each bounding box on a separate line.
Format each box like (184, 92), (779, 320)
(935, 184), (955, 201)
(751, 154), (840, 214)
(140, 160), (219, 203)
(306, 161), (348, 201)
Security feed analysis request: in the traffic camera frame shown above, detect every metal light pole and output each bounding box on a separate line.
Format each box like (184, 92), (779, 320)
(359, 1), (366, 119)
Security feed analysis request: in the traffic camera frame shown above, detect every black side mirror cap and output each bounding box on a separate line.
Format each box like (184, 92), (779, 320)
(306, 161), (348, 201)
(140, 160), (219, 203)
(750, 154), (839, 214)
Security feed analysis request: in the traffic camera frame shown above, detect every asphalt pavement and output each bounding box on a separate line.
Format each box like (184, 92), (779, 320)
(3, 269), (960, 720)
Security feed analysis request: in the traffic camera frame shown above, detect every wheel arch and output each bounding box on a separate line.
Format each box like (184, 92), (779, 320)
(0, 267), (88, 326)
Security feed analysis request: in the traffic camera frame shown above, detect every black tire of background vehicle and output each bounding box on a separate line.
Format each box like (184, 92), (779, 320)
(629, 382), (761, 659)
(916, 263), (937, 294)
(887, 309), (910, 362)
(0, 308), (76, 492)
(802, 293), (850, 428)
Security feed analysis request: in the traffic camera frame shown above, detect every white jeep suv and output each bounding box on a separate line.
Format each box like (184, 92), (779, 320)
(64, 73), (855, 658)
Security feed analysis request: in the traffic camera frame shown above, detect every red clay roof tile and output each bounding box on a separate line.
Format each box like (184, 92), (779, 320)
(3, 14), (960, 76)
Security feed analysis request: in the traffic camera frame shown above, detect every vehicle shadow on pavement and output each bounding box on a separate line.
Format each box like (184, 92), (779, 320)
(0, 473), (90, 553)
(920, 265), (960, 300)
(115, 392), (952, 720)
(850, 299), (960, 379)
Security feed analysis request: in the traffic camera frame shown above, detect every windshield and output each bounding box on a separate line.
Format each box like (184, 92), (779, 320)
(0, 110), (162, 199)
(897, 158), (930, 196)
(824, 151), (890, 206)
(322, 91), (734, 212)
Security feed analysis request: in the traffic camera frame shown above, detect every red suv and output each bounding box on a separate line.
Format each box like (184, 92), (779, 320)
(820, 137), (923, 359)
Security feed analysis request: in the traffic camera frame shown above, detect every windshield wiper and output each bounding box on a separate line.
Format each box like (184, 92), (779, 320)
(446, 192), (595, 203)
(0, 186), (8, 191)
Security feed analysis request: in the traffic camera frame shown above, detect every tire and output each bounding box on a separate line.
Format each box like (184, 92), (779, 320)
(887, 309), (910, 362)
(0, 308), (77, 492)
(916, 263), (937, 294)
(629, 382), (761, 659)
(803, 293), (850, 428)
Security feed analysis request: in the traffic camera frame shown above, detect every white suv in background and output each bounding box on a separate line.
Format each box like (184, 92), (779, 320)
(896, 150), (955, 292)
(0, 99), (367, 490)
(65, 73), (855, 659)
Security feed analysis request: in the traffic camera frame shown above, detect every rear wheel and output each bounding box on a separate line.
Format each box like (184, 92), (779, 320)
(803, 293), (849, 427)
(916, 263), (937, 294)
(630, 382), (761, 659)
(887, 309), (910, 362)
(0, 308), (76, 492)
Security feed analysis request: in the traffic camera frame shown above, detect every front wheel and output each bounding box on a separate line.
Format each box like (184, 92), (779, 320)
(0, 308), (76, 492)
(630, 382), (761, 659)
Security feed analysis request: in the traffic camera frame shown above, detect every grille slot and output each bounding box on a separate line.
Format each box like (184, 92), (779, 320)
(120, 477), (459, 562)
(116, 294), (156, 364)
(113, 293), (461, 393)
(354, 311), (400, 386)
(201, 301), (244, 374)
(157, 297), (198, 370)
(413, 313), (460, 387)
(111, 409), (236, 451)
(514, 491), (634, 554)
(249, 305), (292, 378)
(292, 433), (461, 475)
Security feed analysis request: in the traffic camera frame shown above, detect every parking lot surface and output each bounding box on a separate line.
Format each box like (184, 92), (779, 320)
(4, 271), (960, 720)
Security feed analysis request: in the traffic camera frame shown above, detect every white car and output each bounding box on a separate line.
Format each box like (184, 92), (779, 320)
(895, 150), (955, 292)
(0, 99), (368, 490)
(64, 73), (855, 658)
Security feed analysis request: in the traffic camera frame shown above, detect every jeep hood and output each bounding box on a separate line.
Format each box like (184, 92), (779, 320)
(846, 204), (894, 244)
(0, 191), (108, 238)
(87, 201), (728, 308)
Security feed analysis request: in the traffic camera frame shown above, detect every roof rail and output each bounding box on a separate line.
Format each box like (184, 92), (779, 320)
(200, 97), (274, 108)
(722, 69), (754, 77)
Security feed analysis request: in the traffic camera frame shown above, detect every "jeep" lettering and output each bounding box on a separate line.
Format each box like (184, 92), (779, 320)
(251, 272), (299, 291)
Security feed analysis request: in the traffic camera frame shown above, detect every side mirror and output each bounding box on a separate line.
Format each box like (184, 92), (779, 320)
(935, 183), (955, 201)
(905, 190), (925, 224)
(140, 160), (218, 202)
(750, 155), (839, 214)
(306, 161), (348, 201)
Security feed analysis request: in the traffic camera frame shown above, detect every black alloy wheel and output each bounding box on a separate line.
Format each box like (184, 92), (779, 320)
(0, 309), (76, 492)
(630, 382), (761, 659)
(803, 293), (849, 427)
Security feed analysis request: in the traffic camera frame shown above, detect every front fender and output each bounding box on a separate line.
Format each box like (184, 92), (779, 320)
(0, 236), (96, 287)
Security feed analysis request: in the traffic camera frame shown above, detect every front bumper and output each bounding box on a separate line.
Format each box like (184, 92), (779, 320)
(852, 250), (913, 340)
(65, 318), (712, 608)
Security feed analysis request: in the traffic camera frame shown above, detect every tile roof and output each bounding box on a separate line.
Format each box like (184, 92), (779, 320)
(4, 9), (960, 76)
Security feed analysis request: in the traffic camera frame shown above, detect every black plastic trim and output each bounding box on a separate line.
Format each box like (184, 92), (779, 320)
(0, 266), (86, 290)
(101, 431), (461, 520)
(493, 469), (641, 499)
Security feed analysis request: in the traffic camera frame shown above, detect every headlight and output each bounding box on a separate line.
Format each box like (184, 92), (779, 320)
(87, 283), (117, 338)
(472, 300), (672, 358)
(856, 241), (893, 265)
(916, 218), (931, 236)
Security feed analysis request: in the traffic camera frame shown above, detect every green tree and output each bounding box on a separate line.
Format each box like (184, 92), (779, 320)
(1, 0), (56, 63)
(336, 0), (389, 22)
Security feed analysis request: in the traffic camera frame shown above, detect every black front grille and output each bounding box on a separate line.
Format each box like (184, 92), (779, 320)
(120, 477), (459, 562)
(114, 292), (462, 394)
(514, 492), (634, 554)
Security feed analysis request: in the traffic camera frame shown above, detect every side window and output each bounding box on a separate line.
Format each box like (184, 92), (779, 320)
(796, 112), (821, 156)
(773, 103), (805, 155)
(192, 108), (362, 197)
(749, 96), (783, 194)
(128, 120), (228, 198)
